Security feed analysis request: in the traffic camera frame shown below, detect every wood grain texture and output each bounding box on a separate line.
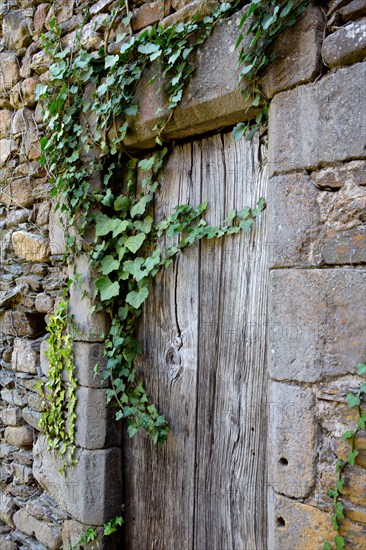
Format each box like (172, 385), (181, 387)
(123, 133), (269, 550)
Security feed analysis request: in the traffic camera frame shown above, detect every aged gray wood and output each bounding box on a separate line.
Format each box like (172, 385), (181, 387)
(123, 133), (269, 550)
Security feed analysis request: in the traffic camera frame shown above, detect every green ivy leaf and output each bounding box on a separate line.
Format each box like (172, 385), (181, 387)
(335, 535), (345, 550)
(95, 276), (120, 302)
(95, 214), (129, 238)
(335, 501), (344, 520)
(323, 543), (332, 550)
(105, 55), (119, 69)
(125, 233), (146, 253)
(130, 195), (152, 218)
(346, 449), (359, 465)
(138, 157), (155, 171)
(100, 255), (120, 275)
(346, 393), (360, 408)
(341, 430), (355, 442)
(232, 122), (246, 141)
(357, 362), (366, 375)
(126, 286), (149, 309)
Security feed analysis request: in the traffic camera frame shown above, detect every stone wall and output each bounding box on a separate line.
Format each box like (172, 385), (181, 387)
(0, 0), (365, 548)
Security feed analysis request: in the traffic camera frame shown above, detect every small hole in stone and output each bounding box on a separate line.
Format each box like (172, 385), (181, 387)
(279, 457), (288, 466)
(276, 517), (286, 528)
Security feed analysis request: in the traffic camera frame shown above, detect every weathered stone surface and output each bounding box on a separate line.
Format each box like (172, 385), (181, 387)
(10, 77), (39, 110)
(268, 62), (366, 175)
(124, 7), (257, 150)
(4, 426), (33, 447)
(69, 255), (110, 342)
(1, 388), (27, 407)
(2, 10), (34, 51)
(0, 176), (34, 207)
(33, 435), (123, 524)
(321, 228), (366, 265)
(22, 407), (42, 431)
(339, 0), (366, 22)
(12, 231), (50, 262)
(0, 110), (12, 139)
(34, 3), (49, 33)
(322, 19), (366, 68)
(11, 338), (40, 374)
(268, 269), (366, 382)
(75, 386), (122, 449)
(0, 139), (17, 166)
(35, 293), (54, 313)
(1, 406), (22, 426)
(32, 201), (51, 227)
(0, 310), (46, 338)
(61, 519), (117, 549)
(268, 381), (317, 498)
(11, 528), (48, 549)
(311, 160), (366, 190)
(13, 463), (34, 485)
(268, 489), (365, 549)
(0, 53), (20, 91)
(261, 5), (325, 99)
(48, 204), (66, 255)
(13, 508), (61, 550)
(161, 0), (218, 29)
(132, 0), (165, 31)
(73, 341), (108, 388)
(268, 170), (366, 267)
(0, 490), (18, 527)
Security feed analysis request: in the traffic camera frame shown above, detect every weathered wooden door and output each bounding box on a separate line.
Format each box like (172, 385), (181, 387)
(123, 132), (269, 550)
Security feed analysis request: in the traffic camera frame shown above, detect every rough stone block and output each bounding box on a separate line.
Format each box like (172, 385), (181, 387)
(161, 0), (218, 29)
(268, 170), (366, 267)
(0, 110), (12, 139)
(322, 19), (366, 68)
(0, 53), (20, 91)
(34, 3), (49, 33)
(48, 203), (66, 255)
(4, 426), (33, 448)
(35, 293), (54, 313)
(132, 0), (165, 31)
(268, 381), (316, 498)
(11, 338), (40, 374)
(2, 10), (34, 51)
(13, 463), (34, 485)
(0, 311), (46, 338)
(124, 7), (258, 150)
(0, 490), (18, 527)
(13, 508), (61, 550)
(268, 269), (366, 382)
(73, 342), (108, 388)
(12, 230), (50, 262)
(261, 5), (325, 99)
(69, 255), (110, 342)
(75, 386), (122, 449)
(268, 489), (365, 549)
(0, 139), (18, 166)
(22, 407), (42, 431)
(268, 62), (366, 175)
(0, 176), (34, 207)
(339, 0), (366, 22)
(1, 407), (22, 427)
(33, 435), (123, 525)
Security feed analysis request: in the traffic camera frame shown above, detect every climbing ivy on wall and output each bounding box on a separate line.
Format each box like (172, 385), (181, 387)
(324, 363), (366, 550)
(233, 0), (310, 140)
(36, 0), (310, 457)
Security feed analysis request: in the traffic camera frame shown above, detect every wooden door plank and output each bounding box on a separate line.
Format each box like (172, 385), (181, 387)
(194, 133), (269, 550)
(123, 142), (200, 550)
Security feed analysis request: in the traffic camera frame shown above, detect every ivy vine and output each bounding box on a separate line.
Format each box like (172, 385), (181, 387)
(36, 0), (266, 450)
(35, 0), (311, 460)
(324, 363), (366, 550)
(38, 298), (78, 472)
(233, 0), (310, 141)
